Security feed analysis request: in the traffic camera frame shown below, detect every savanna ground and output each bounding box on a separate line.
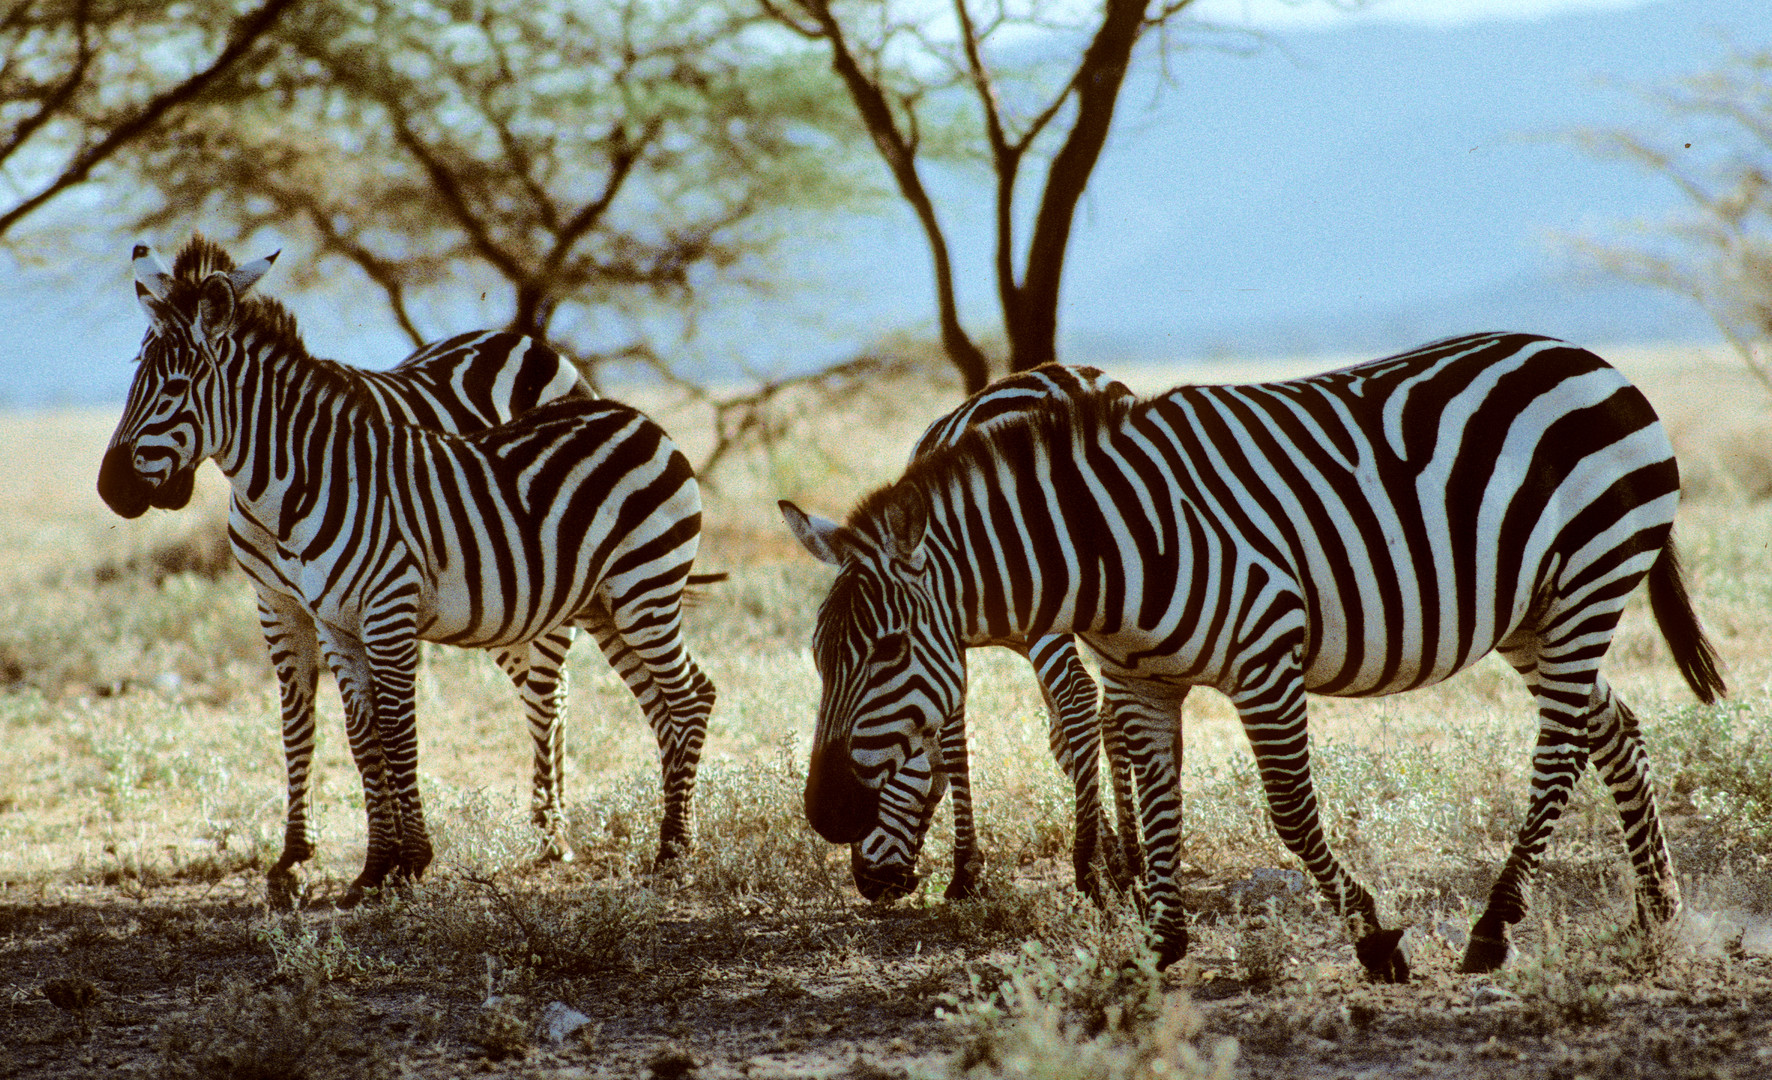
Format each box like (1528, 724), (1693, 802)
(3, 344), (1772, 1079)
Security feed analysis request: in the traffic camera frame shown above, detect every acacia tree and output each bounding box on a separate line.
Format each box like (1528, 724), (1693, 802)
(760, 0), (1198, 392)
(1575, 48), (1772, 392)
(114, 0), (872, 391)
(0, 0), (295, 240)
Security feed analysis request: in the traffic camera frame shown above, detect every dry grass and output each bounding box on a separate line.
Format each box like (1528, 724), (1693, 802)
(2, 344), (1770, 1078)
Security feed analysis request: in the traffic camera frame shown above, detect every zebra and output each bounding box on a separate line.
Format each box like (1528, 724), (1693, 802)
(782, 331), (1725, 981)
(223, 327), (593, 906)
(847, 364), (1143, 903)
(98, 237), (718, 907)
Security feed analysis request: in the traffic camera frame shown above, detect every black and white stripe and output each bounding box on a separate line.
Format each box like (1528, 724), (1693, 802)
(99, 237), (717, 905)
(785, 332), (1724, 980)
(223, 327), (596, 906)
(843, 364), (1141, 902)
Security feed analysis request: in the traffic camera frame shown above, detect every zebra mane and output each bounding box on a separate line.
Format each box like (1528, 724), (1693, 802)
(847, 385), (1138, 535)
(160, 235), (387, 406)
(161, 235), (305, 352)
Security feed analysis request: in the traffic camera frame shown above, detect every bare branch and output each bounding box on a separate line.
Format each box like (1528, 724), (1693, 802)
(0, 0), (298, 239)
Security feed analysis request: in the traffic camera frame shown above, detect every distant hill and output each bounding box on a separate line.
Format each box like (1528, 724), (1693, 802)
(1, 0), (1761, 408)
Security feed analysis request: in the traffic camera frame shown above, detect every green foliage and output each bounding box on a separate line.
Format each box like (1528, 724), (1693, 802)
(398, 874), (665, 980)
(121, 0), (878, 375)
(940, 940), (1238, 1080)
(683, 743), (854, 913)
(1650, 700), (1772, 852)
(256, 919), (379, 983)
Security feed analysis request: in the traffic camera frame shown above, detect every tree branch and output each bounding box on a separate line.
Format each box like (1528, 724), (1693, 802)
(0, 0), (298, 239)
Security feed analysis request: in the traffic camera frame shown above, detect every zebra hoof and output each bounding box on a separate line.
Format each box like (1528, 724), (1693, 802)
(265, 867), (306, 912)
(944, 873), (986, 901)
(653, 837), (692, 868)
(1154, 927), (1190, 971)
(535, 839), (575, 864)
(1460, 930), (1510, 974)
(1356, 928), (1411, 983)
(855, 866), (917, 902)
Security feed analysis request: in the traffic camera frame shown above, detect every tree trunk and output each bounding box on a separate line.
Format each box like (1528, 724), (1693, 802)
(1007, 0), (1148, 373)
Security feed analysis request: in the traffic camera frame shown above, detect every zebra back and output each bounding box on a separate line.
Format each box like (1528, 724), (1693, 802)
(908, 363), (1131, 462)
(364, 331), (591, 430)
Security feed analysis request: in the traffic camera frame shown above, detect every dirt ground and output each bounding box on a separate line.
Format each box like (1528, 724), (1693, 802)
(4, 860), (1770, 1080)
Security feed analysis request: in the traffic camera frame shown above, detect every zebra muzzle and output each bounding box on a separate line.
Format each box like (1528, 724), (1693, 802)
(803, 746), (881, 845)
(97, 445), (195, 518)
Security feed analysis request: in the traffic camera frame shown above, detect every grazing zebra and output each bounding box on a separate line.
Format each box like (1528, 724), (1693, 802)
(98, 237), (717, 906)
(847, 364), (1142, 903)
(783, 332), (1724, 981)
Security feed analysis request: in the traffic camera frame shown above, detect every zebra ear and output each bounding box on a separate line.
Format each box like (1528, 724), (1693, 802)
(881, 486), (929, 570)
(196, 272), (240, 346)
(780, 500), (846, 566)
(132, 244), (173, 302)
(228, 250), (279, 296)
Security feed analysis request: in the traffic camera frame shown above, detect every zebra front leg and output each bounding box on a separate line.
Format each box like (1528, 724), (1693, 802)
(1231, 659), (1407, 983)
(316, 625), (405, 908)
(1101, 692), (1145, 887)
(1026, 634), (1119, 902)
(1104, 674), (1192, 969)
(491, 627), (578, 864)
(938, 704), (984, 899)
(256, 594), (323, 910)
(366, 628), (432, 886)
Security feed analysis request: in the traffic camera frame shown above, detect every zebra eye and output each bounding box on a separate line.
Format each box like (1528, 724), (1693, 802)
(872, 635), (910, 668)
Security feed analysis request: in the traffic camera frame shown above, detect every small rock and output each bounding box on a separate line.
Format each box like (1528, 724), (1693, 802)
(1435, 920), (1470, 951)
(1227, 868), (1307, 910)
(1470, 982), (1518, 1007)
(538, 1000), (593, 1045)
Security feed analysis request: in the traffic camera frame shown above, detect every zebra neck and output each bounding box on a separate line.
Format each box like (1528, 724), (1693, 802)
(213, 336), (388, 529)
(921, 484), (1108, 646)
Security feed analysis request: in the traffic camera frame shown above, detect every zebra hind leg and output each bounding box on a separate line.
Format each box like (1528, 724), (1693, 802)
(491, 628), (578, 863)
(258, 596), (322, 910)
(585, 599), (716, 867)
(1590, 695), (1681, 928)
(1462, 643), (1601, 973)
(1463, 675), (1679, 973)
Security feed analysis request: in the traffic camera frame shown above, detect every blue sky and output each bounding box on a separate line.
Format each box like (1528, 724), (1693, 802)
(2, 0), (1765, 406)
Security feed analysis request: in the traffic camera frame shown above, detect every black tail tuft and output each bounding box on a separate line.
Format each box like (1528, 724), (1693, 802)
(1647, 539), (1727, 704)
(681, 570), (730, 609)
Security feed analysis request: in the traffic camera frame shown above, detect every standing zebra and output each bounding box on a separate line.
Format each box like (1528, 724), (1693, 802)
(848, 364), (1141, 903)
(224, 324), (596, 906)
(783, 332), (1724, 981)
(98, 237), (717, 906)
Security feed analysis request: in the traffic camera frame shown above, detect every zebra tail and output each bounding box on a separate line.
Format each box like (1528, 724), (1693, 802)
(682, 570), (730, 609)
(1646, 539), (1727, 704)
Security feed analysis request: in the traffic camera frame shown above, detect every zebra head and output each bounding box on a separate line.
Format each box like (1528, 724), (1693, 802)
(98, 241), (277, 519)
(781, 489), (965, 900)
